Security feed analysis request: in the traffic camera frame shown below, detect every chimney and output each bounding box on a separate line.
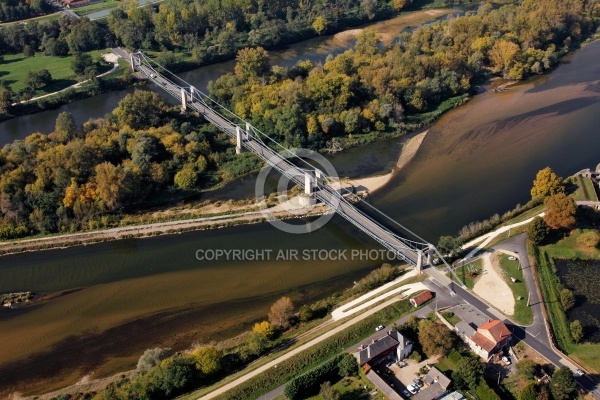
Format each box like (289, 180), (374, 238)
(371, 339), (376, 344)
(387, 330), (392, 335)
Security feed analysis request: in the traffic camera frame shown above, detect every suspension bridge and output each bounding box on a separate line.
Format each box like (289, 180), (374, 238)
(130, 51), (442, 271)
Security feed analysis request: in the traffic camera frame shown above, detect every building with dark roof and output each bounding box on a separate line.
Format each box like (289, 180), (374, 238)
(412, 366), (452, 400)
(354, 329), (413, 366)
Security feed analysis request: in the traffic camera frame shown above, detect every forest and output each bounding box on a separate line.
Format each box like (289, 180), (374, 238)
(0, 0), (52, 23)
(0, 0), (597, 240)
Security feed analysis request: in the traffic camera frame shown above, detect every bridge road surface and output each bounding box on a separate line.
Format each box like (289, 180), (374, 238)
(134, 60), (421, 266)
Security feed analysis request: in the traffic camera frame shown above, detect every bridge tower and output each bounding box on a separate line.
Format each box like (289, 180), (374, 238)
(427, 244), (435, 266)
(235, 126), (243, 154)
(416, 251), (423, 273)
(180, 87), (187, 112)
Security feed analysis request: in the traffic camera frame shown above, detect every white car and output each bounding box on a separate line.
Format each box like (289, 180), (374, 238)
(407, 384), (419, 394)
(375, 325), (385, 332)
(574, 368), (585, 377)
(502, 356), (511, 365)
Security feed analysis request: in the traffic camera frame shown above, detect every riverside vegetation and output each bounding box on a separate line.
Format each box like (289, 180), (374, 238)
(0, 0), (597, 242)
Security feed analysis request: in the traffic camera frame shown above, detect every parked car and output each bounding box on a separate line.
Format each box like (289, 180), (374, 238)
(375, 325), (385, 332)
(501, 356), (511, 365)
(402, 389), (411, 398)
(574, 368), (585, 377)
(413, 378), (423, 388)
(407, 384), (419, 394)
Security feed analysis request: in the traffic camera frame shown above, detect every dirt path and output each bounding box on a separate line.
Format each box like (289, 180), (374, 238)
(472, 252), (515, 315)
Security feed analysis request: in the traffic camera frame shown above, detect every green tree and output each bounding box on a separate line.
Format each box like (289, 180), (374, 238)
(246, 331), (269, 356)
(174, 164), (198, 189)
(531, 167), (564, 200)
(338, 353), (358, 377)
(268, 296), (294, 329)
(550, 366), (577, 400)
(0, 90), (13, 117)
(298, 304), (314, 322)
(114, 90), (168, 130)
(25, 69), (52, 90)
(417, 319), (453, 357)
(312, 16), (328, 35)
(319, 381), (340, 400)
(55, 112), (78, 142)
(527, 217), (550, 245)
(454, 355), (483, 389)
(437, 235), (462, 255)
(544, 193), (577, 230)
(560, 288), (575, 310)
(570, 320), (583, 343)
(71, 52), (97, 78)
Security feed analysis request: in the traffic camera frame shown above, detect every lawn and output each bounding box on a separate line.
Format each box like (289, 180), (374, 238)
(305, 376), (381, 400)
(73, 0), (121, 16)
(0, 51), (111, 96)
(450, 258), (482, 289)
(568, 176), (598, 202)
(497, 254), (533, 325)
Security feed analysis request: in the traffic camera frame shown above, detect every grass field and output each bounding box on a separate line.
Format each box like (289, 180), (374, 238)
(0, 51), (111, 96)
(451, 258), (482, 289)
(73, 0), (121, 16)
(304, 375), (379, 400)
(497, 254), (533, 325)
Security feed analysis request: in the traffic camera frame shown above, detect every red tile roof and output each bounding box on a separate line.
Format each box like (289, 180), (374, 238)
(471, 331), (496, 352)
(478, 320), (511, 343)
(411, 290), (433, 306)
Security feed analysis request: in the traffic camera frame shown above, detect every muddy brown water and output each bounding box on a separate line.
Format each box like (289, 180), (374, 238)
(1, 23), (600, 400)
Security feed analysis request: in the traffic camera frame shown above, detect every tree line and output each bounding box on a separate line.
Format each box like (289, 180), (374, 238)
(0, 0), (52, 23)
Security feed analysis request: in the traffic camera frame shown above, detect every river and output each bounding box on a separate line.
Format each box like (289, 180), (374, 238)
(1, 16), (600, 399)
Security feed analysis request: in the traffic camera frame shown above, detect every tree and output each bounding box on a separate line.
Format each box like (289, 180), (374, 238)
(355, 28), (380, 56)
(392, 0), (407, 11)
(246, 331), (269, 356)
(113, 90), (168, 130)
(527, 217), (550, 245)
(72, 52), (97, 78)
(319, 381), (340, 400)
(576, 231), (600, 249)
(268, 296), (294, 329)
(312, 16), (328, 35)
(550, 366), (577, 400)
(174, 164), (198, 189)
(0, 90), (13, 117)
(55, 112), (78, 142)
(133, 347), (172, 377)
(299, 304), (314, 322)
(570, 320), (583, 343)
(417, 319), (453, 357)
(252, 321), (274, 339)
(544, 193), (577, 230)
(531, 167), (564, 200)
(437, 235), (462, 255)
(190, 346), (221, 375)
(25, 69), (52, 90)
(94, 162), (127, 212)
(559, 288), (575, 310)
(338, 353), (358, 377)
(489, 40), (520, 77)
(454, 355), (483, 390)
(520, 382), (540, 400)
(537, 385), (551, 400)
(234, 47), (270, 83)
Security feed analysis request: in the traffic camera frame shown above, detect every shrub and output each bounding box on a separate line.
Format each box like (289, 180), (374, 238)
(284, 354), (344, 399)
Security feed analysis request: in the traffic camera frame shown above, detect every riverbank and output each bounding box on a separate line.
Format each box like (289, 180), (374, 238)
(0, 130), (429, 256)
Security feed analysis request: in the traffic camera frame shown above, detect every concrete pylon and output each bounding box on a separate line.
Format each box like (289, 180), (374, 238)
(416, 251), (423, 274)
(180, 87), (187, 111)
(235, 126), (242, 154)
(190, 86), (195, 101)
(315, 169), (324, 187)
(246, 123), (252, 140)
(427, 244), (435, 266)
(130, 54), (135, 72)
(304, 172), (314, 195)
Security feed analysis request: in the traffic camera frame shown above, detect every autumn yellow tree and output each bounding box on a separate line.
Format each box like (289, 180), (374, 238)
(489, 40), (520, 77)
(312, 16), (328, 35)
(234, 47), (270, 83)
(544, 193), (577, 230)
(252, 321), (274, 339)
(190, 346), (221, 375)
(531, 167), (564, 200)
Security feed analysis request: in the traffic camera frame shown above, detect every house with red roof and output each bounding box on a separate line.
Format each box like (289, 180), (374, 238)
(410, 290), (433, 307)
(469, 319), (512, 360)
